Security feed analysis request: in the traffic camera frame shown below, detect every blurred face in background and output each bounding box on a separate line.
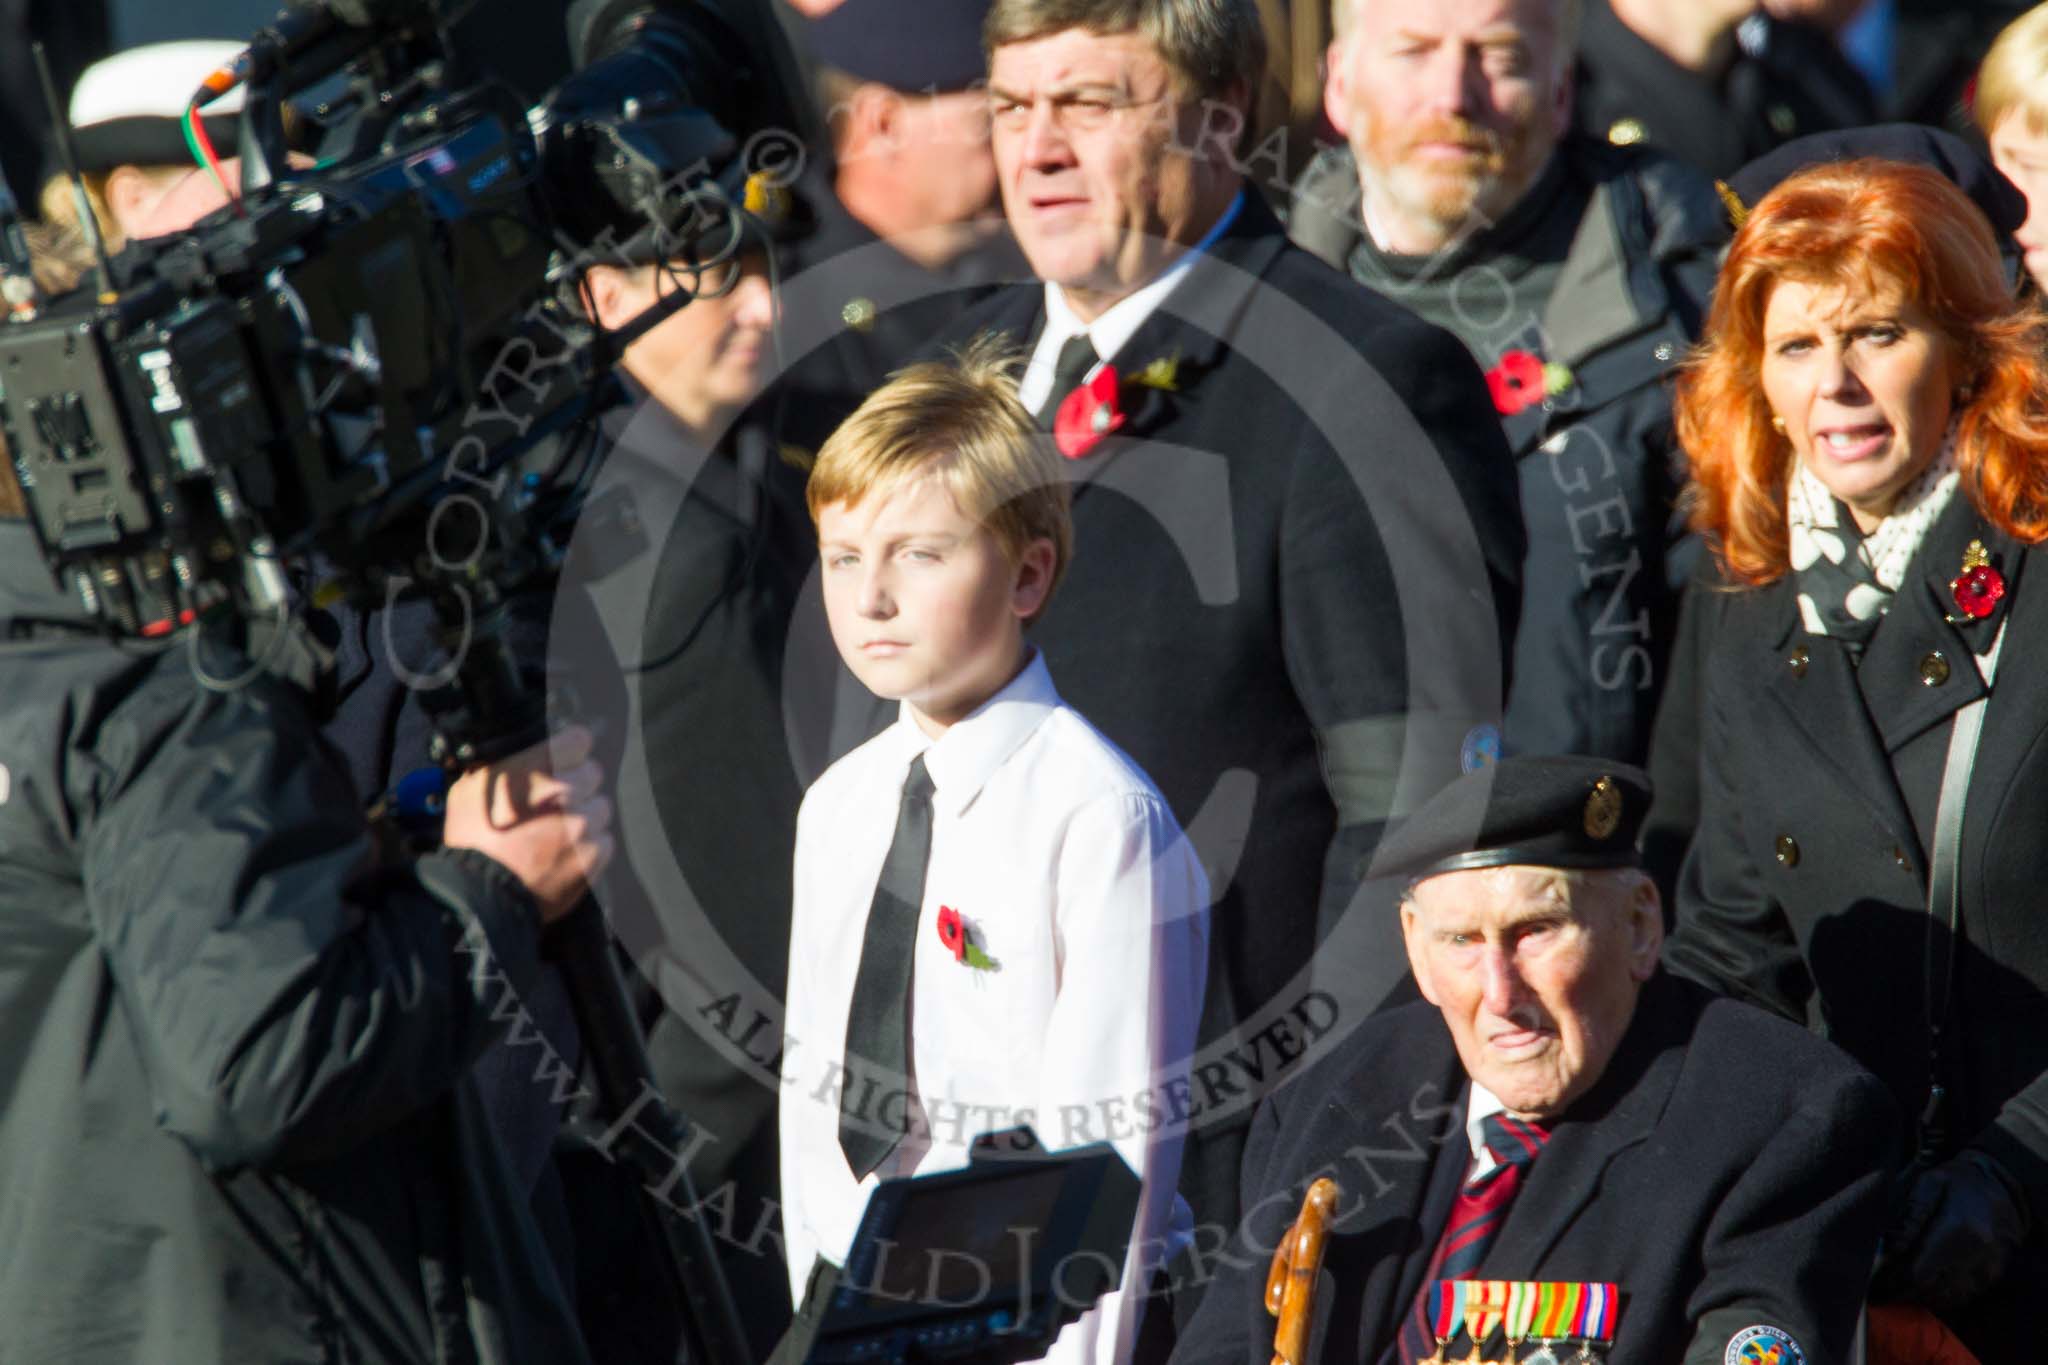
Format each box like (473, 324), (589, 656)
(100, 164), (188, 247)
(831, 82), (1002, 266)
(1989, 111), (2048, 295)
(1325, 0), (1573, 255)
(584, 253), (777, 443)
(880, 88), (999, 228)
(130, 155), (318, 241)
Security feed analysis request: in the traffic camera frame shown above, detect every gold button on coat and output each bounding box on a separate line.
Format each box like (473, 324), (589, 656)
(1775, 835), (1800, 867)
(1608, 117), (1646, 146)
(1919, 651), (1951, 687)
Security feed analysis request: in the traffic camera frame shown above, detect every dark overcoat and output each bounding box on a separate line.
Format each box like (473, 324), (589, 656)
(1168, 974), (1895, 1365)
(1666, 492), (2048, 1358)
(1292, 138), (1724, 765)
(0, 522), (587, 1364)
(942, 191), (1525, 1244)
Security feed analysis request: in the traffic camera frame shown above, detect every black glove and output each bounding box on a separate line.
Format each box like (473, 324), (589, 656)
(1872, 1149), (2031, 1312)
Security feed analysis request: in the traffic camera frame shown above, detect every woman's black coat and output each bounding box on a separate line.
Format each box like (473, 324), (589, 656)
(1666, 491), (2048, 1356)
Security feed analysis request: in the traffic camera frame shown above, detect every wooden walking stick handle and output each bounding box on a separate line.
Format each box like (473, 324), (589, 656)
(1266, 1177), (1341, 1365)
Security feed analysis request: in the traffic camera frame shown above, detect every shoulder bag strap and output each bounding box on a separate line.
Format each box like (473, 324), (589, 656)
(1919, 690), (1990, 1159)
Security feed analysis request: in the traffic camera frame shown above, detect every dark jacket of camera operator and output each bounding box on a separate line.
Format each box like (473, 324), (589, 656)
(0, 517), (598, 1364)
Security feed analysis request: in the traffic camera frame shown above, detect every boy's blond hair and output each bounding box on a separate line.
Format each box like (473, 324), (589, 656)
(1977, 4), (2048, 137)
(808, 333), (1073, 619)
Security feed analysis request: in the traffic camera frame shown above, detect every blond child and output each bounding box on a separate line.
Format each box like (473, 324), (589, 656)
(1977, 4), (2048, 293)
(779, 337), (1209, 1365)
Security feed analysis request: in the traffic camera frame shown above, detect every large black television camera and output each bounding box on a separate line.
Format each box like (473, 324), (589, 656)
(0, 9), (814, 1364)
(0, 0), (808, 753)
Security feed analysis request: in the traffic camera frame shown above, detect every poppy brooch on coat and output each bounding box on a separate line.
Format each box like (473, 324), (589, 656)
(1052, 355), (1182, 459)
(936, 906), (998, 971)
(1484, 348), (1573, 416)
(1950, 539), (2006, 622)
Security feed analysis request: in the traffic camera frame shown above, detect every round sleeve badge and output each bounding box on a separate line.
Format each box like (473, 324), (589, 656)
(1726, 1326), (1805, 1364)
(1460, 723), (1501, 774)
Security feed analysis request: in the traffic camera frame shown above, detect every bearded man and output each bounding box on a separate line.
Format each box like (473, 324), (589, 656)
(1292, 0), (1722, 770)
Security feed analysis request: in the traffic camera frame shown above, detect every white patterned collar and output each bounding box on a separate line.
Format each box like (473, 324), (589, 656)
(1787, 430), (1960, 637)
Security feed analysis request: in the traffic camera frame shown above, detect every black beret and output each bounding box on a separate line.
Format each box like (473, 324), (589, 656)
(807, 0), (993, 93)
(1374, 756), (1651, 885)
(1723, 123), (2027, 243)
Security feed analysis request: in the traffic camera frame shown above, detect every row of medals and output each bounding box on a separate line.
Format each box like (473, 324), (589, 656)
(1424, 1337), (1606, 1364)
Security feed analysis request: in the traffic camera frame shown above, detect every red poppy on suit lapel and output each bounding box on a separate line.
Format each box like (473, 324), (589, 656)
(1485, 349), (1546, 416)
(1054, 365), (1126, 459)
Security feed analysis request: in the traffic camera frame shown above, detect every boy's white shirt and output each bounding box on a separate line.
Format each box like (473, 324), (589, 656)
(781, 651), (1210, 1365)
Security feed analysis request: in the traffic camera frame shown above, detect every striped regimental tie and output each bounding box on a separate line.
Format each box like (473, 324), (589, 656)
(1396, 1113), (1550, 1364)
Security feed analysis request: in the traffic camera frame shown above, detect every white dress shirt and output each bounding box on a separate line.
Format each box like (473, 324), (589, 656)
(1463, 1082), (1509, 1181)
(781, 652), (1210, 1365)
(1017, 191), (1247, 414)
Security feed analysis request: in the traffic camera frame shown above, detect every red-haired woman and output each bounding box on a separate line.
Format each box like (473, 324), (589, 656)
(1665, 158), (2048, 1360)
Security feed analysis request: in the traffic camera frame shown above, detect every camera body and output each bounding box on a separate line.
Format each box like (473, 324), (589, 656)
(0, 0), (801, 653)
(5, 90), (551, 635)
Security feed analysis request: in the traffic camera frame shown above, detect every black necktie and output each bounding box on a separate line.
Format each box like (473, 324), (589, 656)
(839, 754), (936, 1178)
(1034, 333), (1100, 428)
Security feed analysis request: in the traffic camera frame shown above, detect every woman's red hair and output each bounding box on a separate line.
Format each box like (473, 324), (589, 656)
(1677, 158), (2048, 585)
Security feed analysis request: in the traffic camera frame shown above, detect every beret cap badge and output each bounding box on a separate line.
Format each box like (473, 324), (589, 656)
(1583, 777), (1623, 841)
(1372, 756), (1649, 884)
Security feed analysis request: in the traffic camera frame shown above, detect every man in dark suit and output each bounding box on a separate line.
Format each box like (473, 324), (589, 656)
(956, 0), (1524, 1267)
(1169, 757), (1895, 1365)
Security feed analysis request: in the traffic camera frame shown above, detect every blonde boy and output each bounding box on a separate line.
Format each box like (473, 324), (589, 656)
(780, 337), (1209, 1365)
(1977, 5), (2048, 294)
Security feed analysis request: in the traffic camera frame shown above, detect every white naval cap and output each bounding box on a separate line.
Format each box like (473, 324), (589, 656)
(66, 40), (249, 172)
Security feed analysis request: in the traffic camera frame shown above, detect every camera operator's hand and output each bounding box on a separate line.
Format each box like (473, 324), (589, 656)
(1872, 1148), (2031, 1313)
(443, 726), (614, 922)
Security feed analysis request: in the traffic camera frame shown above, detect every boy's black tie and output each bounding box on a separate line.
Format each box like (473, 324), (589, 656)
(839, 753), (936, 1179)
(1034, 333), (1100, 428)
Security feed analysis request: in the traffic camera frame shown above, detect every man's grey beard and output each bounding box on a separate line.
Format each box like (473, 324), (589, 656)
(1367, 159), (1511, 249)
